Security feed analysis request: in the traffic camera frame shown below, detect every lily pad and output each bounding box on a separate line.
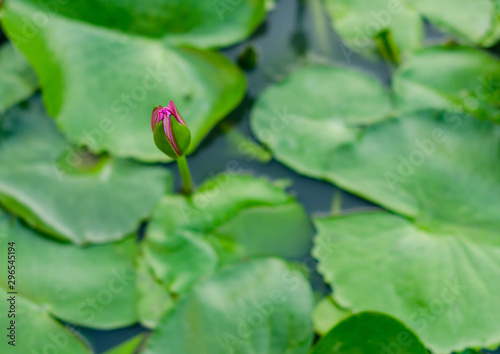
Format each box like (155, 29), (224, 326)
(314, 211), (500, 353)
(136, 255), (175, 329)
(311, 312), (427, 354)
(0, 42), (38, 113)
(142, 174), (314, 295)
(413, 0), (500, 46)
(251, 66), (392, 180)
(324, 0), (500, 58)
(309, 110), (500, 352)
(0, 211), (138, 339)
(1, 290), (91, 354)
(324, 0), (423, 58)
(393, 46), (500, 123)
(0, 98), (171, 244)
(144, 258), (314, 354)
(1, 0), (266, 161)
(312, 296), (350, 336)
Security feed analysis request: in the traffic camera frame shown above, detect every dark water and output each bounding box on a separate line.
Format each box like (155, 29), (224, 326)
(1, 0), (499, 353)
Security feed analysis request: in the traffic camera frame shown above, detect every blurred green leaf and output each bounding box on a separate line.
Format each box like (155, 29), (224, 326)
(142, 174), (313, 298)
(136, 256), (175, 329)
(144, 258), (314, 354)
(0, 98), (171, 244)
(324, 0), (500, 57)
(314, 211), (500, 353)
(413, 0), (500, 46)
(394, 46), (500, 123)
(312, 296), (350, 336)
(0, 211), (138, 335)
(252, 63), (500, 352)
(324, 0), (422, 57)
(0, 42), (38, 113)
(311, 312), (427, 354)
(1, 0), (266, 161)
(305, 110), (500, 232)
(251, 66), (393, 179)
(309, 110), (500, 353)
(0, 291), (91, 354)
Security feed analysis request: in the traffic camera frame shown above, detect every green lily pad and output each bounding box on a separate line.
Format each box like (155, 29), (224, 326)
(393, 46), (500, 123)
(324, 0), (423, 58)
(1, 0), (266, 161)
(0, 211), (138, 340)
(1, 290), (91, 354)
(0, 98), (171, 244)
(144, 258), (314, 354)
(251, 65), (393, 180)
(0, 42), (38, 113)
(314, 211), (500, 353)
(311, 312), (427, 354)
(312, 296), (350, 336)
(324, 0), (500, 58)
(136, 255), (175, 329)
(143, 174), (314, 296)
(309, 110), (500, 352)
(413, 0), (500, 46)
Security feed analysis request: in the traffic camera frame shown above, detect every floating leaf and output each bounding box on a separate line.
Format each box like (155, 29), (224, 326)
(0, 98), (171, 244)
(251, 66), (392, 179)
(1, 289), (91, 353)
(314, 211), (500, 353)
(142, 174), (313, 296)
(324, 0), (500, 57)
(1, 0), (266, 161)
(311, 312), (427, 354)
(312, 296), (350, 336)
(0, 42), (38, 112)
(0, 211), (138, 337)
(324, 0), (423, 57)
(136, 256), (175, 329)
(144, 258), (314, 354)
(412, 0), (500, 46)
(393, 46), (500, 123)
(310, 110), (500, 352)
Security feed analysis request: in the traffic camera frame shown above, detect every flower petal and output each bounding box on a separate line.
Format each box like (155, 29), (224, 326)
(168, 100), (186, 125)
(163, 116), (180, 155)
(151, 105), (163, 132)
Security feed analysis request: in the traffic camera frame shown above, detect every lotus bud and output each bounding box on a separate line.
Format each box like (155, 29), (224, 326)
(151, 100), (191, 159)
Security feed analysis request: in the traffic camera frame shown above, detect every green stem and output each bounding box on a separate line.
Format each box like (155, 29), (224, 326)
(177, 155), (193, 195)
(375, 30), (400, 65)
(331, 189), (342, 215)
(310, 0), (332, 56)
